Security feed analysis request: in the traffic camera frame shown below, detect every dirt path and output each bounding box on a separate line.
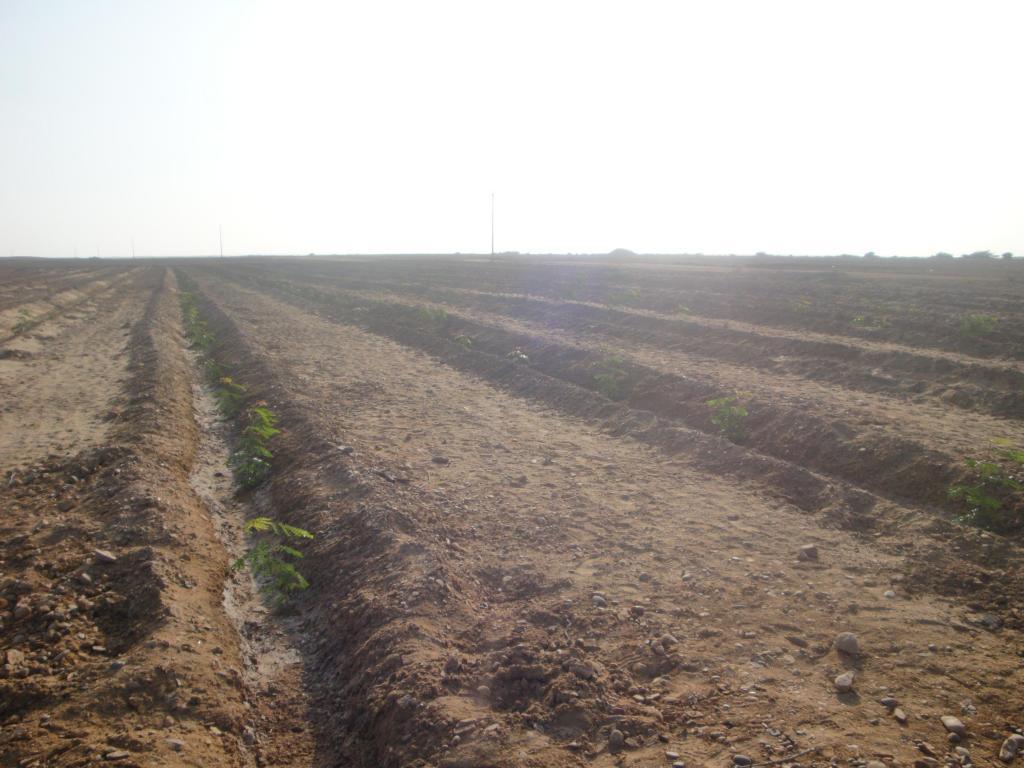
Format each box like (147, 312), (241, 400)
(193, 272), (1024, 768)
(0, 270), (143, 469)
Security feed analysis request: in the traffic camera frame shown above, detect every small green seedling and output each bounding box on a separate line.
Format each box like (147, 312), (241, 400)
(233, 516), (314, 603)
(215, 376), (247, 418)
(948, 454), (1023, 532)
(454, 334), (473, 348)
(417, 306), (449, 325)
(593, 353), (630, 400)
(230, 404), (279, 487)
(706, 395), (749, 443)
(13, 309), (34, 334)
(959, 314), (997, 338)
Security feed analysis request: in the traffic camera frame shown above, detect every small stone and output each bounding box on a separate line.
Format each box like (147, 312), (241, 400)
(93, 549), (117, 564)
(884, 590), (896, 599)
(608, 729), (625, 750)
(592, 594), (607, 607)
(1000, 735), (1024, 762)
(6, 649), (26, 667)
(915, 759), (939, 768)
(166, 738), (185, 752)
(867, 762), (887, 768)
(104, 751), (129, 761)
(476, 685), (491, 699)
(733, 756), (753, 767)
(894, 708), (908, 724)
(942, 716), (967, 738)
(666, 752), (680, 760)
(879, 696), (898, 709)
(798, 544), (818, 561)
(570, 661), (596, 680)
(834, 671), (855, 693)
(834, 632), (861, 656)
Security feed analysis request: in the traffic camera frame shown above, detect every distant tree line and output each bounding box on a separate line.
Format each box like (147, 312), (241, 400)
(930, 251), (1014, 260)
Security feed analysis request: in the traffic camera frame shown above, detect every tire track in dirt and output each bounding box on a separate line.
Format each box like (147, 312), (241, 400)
(188, 268), (1024, 768)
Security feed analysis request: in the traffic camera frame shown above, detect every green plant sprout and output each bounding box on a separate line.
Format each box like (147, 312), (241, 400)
(232, 516), (314, 603)
(230, 404), (279, 487)
(13, 309), (34, 334)
(593, 353), (629, 400)
(416, 306), (449, 325)
(214, 376), (246, 418)
(948, 451), (1023, 532)
(959, 314), (997, 338)
(706, 395), (749, 443)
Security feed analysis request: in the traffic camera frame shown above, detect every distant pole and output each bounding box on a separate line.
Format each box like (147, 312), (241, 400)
(131, 238), (135, 259)
(219, 224), (224, 258)
(490, 192), (495, 257)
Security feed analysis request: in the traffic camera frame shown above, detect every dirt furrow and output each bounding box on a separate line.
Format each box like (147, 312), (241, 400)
(0, 270), (144, 470)
(338, 285), (1024, 459)
(0, 268), (303, 767)
(209, 269), (1012, 525)
(0, 262), (126, 314)
(185, 266), (1024, 768)
(232, 257), (1024, 361)
(273, 270), (1024, 420)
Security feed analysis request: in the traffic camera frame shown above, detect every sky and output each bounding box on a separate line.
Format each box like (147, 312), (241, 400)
(1, 1), (1022, 258)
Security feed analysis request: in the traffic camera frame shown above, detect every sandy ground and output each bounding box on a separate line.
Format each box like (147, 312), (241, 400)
(2, 257), (1022, 768)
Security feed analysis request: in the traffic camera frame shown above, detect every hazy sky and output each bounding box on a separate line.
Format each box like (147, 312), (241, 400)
(2, 1), (1022, 257)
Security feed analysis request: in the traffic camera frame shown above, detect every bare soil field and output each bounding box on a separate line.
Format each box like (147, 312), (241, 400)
(2, 256), (1023, 768)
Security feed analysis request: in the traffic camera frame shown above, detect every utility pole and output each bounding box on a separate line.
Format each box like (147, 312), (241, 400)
(131, 238), (135, 259)
(490, 192), (495, 258)
(219, 224), (224, 258)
